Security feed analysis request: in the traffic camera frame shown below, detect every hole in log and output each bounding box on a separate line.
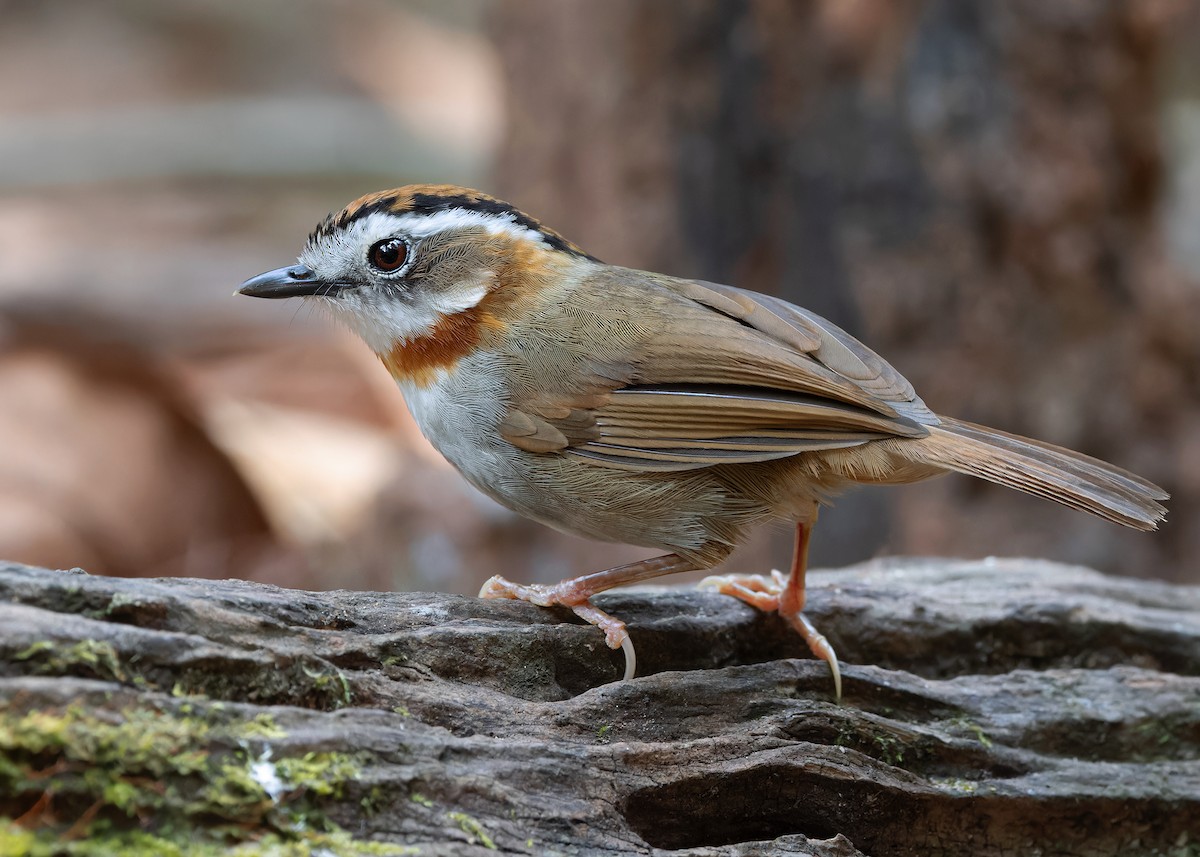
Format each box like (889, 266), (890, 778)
(623, 766), (851, 849)
(624, 769), (1198, 854)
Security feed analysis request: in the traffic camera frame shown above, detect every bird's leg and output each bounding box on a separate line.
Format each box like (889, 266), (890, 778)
(480, 553), (697, 681)
(777, 516), (841, 700)
(700, 507), (841, 699)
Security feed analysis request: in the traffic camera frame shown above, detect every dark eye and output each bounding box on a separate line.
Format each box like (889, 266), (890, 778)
(367, 238), (408, 273)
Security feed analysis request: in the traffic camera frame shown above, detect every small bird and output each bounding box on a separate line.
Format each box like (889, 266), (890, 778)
(240, 184), (1168, 698)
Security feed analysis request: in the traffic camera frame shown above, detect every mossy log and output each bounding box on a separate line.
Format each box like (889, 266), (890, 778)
(0, 560), (1197, 856)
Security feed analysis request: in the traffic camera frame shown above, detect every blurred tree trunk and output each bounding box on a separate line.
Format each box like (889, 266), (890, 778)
(491, 0), (1198, 582)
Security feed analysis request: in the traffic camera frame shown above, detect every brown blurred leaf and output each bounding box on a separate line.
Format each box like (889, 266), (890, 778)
(0, 306), (273, 578)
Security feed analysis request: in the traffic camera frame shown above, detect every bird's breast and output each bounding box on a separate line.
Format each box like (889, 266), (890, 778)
(395, 354), (514, 482)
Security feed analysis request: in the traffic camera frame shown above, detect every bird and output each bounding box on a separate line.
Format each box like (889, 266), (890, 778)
(239, 184), (1168, 698)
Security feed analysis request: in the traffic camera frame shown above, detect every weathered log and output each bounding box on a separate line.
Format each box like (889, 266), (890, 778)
(0, 560), (1197, 856)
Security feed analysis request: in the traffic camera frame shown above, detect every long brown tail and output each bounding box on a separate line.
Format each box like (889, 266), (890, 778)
(910, 416), (1168, 531)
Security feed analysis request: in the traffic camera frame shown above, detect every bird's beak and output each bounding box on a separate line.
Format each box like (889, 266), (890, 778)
(238, 264), (344, 299)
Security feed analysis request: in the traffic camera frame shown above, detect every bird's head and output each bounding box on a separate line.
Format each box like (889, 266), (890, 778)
(238, 185), (596, 368)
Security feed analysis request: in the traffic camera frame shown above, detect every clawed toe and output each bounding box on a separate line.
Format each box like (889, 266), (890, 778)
(699, 572), (784, 611)
(478, 574), (510, 599)
(618, 636), (636, 681)
(479, 575), (563, 607)
(699, 570), (784, 595)
(786, 610), (842, 701)
(477, 574), (638, 681)
(699, 559), (842, 700)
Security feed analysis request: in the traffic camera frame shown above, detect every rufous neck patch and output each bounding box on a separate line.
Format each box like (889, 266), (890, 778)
(379, 303), (504, 388)
(376, 234), (575, 387)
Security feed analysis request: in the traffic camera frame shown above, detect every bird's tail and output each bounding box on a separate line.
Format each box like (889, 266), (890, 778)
(909, 416), (1168, 531)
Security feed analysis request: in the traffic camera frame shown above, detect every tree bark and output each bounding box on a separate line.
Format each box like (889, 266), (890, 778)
(490, 0), (1199, 583)
(1, 561), (1197, 855)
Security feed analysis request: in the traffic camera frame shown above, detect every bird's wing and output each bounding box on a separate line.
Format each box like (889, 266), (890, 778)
(498, 271), (935, 472)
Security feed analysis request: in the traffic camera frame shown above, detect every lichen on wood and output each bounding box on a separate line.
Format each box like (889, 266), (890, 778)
(0, 560), (1197, 856)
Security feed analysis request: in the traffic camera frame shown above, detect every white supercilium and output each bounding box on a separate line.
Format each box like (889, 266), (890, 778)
(297, 207), (537, 352)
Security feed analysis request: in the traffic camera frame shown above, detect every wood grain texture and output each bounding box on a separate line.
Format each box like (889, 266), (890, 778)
(1, 560), (1196, 855)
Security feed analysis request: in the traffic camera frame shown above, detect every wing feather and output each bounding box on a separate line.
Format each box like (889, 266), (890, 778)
(499, 269), (935, 470)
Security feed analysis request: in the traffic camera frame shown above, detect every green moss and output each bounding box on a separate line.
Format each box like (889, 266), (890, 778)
(103, 592), (138, 613)
(872, 734), (905, 766)
(14, 641), (126, 683)
(359, 786), (386, 817)
(274, 752), (360, 799)
(446, 812), (495, 850)
(0, 702), (408, 856)
(947, 716), (994, 748)
(829, 722), (912, 768)
(164, 657), (356, 711)
(304, 664), (353, 709)
(11, 639), (356, 713)
(241, 714), (288, 741)
(0, 821), (419, 856)
(931, 777), (978, 794)
(1130, 715), (1195, 762)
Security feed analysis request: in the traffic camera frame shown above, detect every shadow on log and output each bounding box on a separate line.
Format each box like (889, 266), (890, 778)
(0, 560), (1197, 856)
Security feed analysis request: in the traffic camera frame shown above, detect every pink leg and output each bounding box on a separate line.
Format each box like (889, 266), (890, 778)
(777, 519), (841, 700)
(480, 553), (696, 681)
(700, 509), (841, 699)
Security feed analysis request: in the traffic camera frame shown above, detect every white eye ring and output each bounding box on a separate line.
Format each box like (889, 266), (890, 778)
(366, 237), (411, 276)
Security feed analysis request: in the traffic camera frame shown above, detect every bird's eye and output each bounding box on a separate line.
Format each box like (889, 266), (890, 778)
(367, 238), (408, 273)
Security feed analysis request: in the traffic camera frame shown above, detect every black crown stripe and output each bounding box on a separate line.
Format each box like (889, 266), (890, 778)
(310, 192), (598, 261)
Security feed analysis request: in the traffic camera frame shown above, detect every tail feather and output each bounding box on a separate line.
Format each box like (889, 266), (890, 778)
(913, 417), (1168, 531)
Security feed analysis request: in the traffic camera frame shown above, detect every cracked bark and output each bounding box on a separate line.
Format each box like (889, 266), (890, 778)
(0, 560), (1197, 856)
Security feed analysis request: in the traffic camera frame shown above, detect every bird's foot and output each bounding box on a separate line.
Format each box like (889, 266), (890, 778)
(699, 570), (841, 700)
(698, 569), (789, 610)
(480, 575), (636, 680)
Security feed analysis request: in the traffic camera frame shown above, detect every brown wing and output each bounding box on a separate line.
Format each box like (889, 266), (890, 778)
(498, 270), (936, 472)
(670, 279), (929, 413)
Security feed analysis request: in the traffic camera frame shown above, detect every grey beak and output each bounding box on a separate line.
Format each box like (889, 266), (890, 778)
(238, 264), (344, 299)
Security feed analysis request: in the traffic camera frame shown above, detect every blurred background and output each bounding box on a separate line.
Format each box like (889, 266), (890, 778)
(0, 0), (1196, 594)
